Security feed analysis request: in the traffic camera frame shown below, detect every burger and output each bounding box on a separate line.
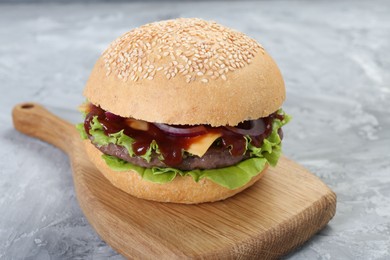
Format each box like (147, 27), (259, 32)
(76, 18), (290, 204)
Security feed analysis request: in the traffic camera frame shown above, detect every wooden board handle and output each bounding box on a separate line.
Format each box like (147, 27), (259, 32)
(12, 103), (77, 155)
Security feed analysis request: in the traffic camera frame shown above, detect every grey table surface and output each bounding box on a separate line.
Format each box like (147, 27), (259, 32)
(1, 0), (390, 259)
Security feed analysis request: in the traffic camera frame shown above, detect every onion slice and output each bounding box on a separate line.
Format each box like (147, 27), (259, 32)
(154, 123), (207, 137)
(224, 119), (266, 136)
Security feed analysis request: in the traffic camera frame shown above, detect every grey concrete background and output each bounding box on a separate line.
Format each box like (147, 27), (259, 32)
(1, 0), (389, 259)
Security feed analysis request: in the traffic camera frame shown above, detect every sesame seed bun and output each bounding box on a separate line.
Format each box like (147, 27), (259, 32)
(84, 18), (285, 127)
(84, 141), (267, 204)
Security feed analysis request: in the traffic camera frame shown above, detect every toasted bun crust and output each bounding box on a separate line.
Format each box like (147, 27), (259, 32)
(84, 141), (267, 204)
(84, 18), (285, 126)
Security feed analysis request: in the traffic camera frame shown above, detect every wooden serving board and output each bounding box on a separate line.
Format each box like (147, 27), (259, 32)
(12, 103), (336, 259)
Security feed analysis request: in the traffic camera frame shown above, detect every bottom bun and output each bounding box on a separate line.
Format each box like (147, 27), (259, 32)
(84, 141), (268, 204)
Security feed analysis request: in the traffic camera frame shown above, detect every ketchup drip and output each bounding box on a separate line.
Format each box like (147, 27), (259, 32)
(84, 104), (283, 167)
(219, 130), (247, 156)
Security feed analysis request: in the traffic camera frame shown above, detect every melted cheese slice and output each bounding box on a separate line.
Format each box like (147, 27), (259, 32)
(125, 118), (149, 131)
(186, 132), (222, 157)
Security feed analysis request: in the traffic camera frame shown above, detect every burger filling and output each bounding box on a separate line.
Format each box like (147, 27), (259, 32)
(76, 103), (290, 189)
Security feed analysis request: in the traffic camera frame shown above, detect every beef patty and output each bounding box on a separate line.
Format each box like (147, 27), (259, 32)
(92, 140), (250, 171)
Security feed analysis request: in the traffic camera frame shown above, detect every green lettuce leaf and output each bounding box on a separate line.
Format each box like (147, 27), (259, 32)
(102, 154), (267, 189)
(111, 130), (135, 157)
(198, 157), (267, 189)
(139, 140), (159, 163)
(75, 123), (87, 140)
(89, 116), (117, 145)
(102, 154), (177, 184)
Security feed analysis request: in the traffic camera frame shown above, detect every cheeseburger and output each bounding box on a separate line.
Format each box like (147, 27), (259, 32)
(76, 18), (290, 204)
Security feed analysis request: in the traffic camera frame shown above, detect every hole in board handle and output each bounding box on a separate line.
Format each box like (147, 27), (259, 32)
(21, 103), (34, 109)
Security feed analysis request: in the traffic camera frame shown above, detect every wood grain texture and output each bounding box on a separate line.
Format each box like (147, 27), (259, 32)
(12, 103), (336, 259)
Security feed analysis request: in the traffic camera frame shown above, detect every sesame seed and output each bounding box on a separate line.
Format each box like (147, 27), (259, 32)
(103, 18), (263, 83)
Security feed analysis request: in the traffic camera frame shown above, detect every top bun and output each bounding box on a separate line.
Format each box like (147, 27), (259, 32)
(84, 18), (285, 126)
